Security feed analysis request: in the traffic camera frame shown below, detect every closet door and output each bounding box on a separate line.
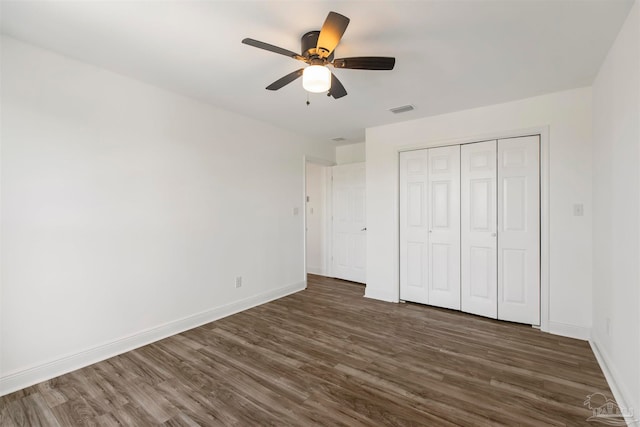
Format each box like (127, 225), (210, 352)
(400, 147), (460, 308)
(497, 136), (540, 325)
(400, 150), (429, 304)
(427, 145), (461, 310)
(461, 140), (498, 318)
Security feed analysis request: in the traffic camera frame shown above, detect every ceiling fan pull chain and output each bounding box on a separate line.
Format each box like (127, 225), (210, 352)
(306, 92), (310, 106)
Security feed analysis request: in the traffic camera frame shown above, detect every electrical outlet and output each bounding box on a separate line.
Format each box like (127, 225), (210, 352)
(235, 276), (242, 288)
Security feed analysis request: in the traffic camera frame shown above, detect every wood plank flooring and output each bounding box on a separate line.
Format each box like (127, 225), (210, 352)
(1, 274), (613, 426)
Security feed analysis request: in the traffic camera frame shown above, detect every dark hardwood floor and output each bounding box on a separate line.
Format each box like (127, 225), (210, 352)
(1, 274), (612, 426)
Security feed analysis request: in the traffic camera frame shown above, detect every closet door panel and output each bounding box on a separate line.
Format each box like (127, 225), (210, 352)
(461, 141), (498, 318)
(427, 145), (461, 309)
(498, 136), (540, 325)
(400, 150), (429, 304)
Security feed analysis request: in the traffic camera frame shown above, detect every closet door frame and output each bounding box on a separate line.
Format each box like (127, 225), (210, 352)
(396, 127), (550, 332)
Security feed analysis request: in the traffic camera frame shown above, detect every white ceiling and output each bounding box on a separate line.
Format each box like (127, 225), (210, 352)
(0, 0), (634, 144)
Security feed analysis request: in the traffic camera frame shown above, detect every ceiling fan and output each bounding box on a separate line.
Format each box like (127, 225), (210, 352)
(242, 11), (395, 99)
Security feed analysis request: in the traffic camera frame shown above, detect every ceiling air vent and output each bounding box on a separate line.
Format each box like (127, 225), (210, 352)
(331, 137), (347, 142)
(389, 104), (415, 114)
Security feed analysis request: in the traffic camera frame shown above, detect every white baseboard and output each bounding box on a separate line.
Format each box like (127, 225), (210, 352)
(306, 266), (326, 276)
(0, 281), (306, 397)
(364, 287), (399, 303)
(590, 336), (638, 426)
(546, 321), (591, 340)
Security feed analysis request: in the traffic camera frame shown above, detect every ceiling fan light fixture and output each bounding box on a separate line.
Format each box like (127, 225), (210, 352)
(303, 65), (331, 93)
(242, 11), (394, 99)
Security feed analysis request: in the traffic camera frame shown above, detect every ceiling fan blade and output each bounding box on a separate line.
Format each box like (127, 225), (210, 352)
(329, 72), (347, 99)
(316, 12), (350, 58)
(266, 69), (304, 90)
(333, 57), (396, 70)
(242, 38), (304, 61)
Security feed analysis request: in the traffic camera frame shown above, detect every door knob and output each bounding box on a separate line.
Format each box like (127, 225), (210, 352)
(361, 227), (367, 231)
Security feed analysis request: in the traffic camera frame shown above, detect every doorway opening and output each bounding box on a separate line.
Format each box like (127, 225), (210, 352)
(305, 161), (330, 276)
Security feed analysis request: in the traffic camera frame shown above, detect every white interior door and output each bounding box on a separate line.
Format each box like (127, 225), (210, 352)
(332, 163), (366, 283)
(400, 147), (460, 308)
(497, 136), (540, 324)
(427, 146), (461, 309)
(400, 150), (429, 304)
(461, 140), (498, 319)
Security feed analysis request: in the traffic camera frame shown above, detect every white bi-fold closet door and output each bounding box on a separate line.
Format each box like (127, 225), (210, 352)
(497, 136), (540, 324)
(460, 140), (498, 318)
(400, 135), (540, 325)
(399, 145), (461, 310)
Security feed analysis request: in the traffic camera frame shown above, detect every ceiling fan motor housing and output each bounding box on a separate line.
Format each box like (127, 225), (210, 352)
(301, 31), (334, 62)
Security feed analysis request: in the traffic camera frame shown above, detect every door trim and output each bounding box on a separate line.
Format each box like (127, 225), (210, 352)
(396, 126), (550, 333)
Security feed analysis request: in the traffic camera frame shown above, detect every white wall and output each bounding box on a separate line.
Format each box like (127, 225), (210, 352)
(335, 142), (366, 164)
(592, 0), (640, 417)
(305, 162), (327, 275)
(366, 87), (593, 338)
(0, 36), (334, 394)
